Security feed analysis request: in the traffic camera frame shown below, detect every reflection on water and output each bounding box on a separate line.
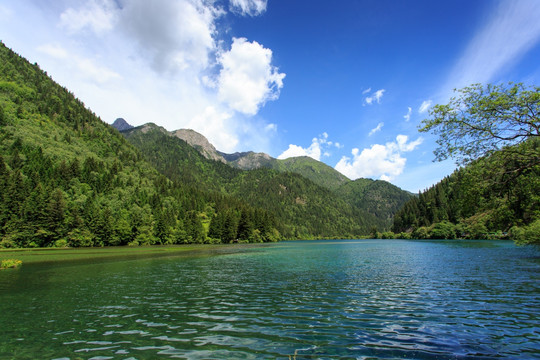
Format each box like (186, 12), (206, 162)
(0, 240), (539, 359)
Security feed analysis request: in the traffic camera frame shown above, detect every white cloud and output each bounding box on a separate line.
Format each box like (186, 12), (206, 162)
(368, 122), (384, 136)
(37, 43), (121, 84)
(76, 58), (122, 84)
(119, 0), (221, 74)
(403, 107), (412, 122)
(37, 43), (68, 59)
(60, 0), (117, 35)
(364, 89), (385, 105)
(1, 1), (285, 156)
(230, 0), (267, 16)
(419, 100), (432, 113)
(443, 0), (540, 93)
(335, 135), (423, 181)
(217, 37), (285, 115)
(396, 134), (423, 151)
(265, 123), (277, 132)
(362, 87), (372, 94)
(278, 133), (332, 161)
(187, 106), (237, 152)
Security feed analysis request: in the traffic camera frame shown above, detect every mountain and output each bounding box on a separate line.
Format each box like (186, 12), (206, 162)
(111, 118), (133, 131)
(221, 151), (275, 170)
(118, 123), (414, 231)
(116, 124), (413, 230)
(120, 125), (384, 238)
(336, 179), (414, 224)
(270, 156), (350, 191)
(0, 41), (280, 247)
(0, 38), (411, 247)
(172, 129), (226, 163)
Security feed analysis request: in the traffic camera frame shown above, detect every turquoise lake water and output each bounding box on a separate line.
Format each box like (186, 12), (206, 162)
(0, 239), (539, 359)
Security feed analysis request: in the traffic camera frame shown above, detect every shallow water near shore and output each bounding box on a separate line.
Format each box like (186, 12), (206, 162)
(1, 239), (539, 359)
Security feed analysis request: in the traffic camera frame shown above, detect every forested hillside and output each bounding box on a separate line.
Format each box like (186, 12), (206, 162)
(120, 122), (414, 230)
(336, 179), (413, 225)
(121, 125), (384, 238)
(393, 83), (540, 244)
(393, 139), (540, 241)
(0, 41), (279, 247)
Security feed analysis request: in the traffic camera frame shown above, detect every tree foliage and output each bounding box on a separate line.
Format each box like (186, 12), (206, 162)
(420, 82), (539, 166)
(393, 139), (540, 244)
(0, 41), (280, 247)
(400, 83), (540, 245)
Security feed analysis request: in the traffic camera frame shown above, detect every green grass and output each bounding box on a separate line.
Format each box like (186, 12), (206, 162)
(0, 244), (230, 265)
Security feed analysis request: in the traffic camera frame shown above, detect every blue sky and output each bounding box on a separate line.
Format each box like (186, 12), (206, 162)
(1, 0), (540, 192)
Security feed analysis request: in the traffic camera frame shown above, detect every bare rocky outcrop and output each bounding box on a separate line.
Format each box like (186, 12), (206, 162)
(172, 129), (226, 163)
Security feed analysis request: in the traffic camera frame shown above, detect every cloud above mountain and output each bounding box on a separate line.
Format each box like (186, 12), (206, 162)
(278, 133), (340, 161)
(5, 0), (284, 154)
(217, 38), (285, 115)
(335, 135), (423, 181)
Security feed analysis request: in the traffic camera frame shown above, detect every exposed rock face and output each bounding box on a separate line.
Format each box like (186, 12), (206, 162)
(172, 129), (226, 163)
(112, 118), (133, 131)
(225, 151), (275, 170)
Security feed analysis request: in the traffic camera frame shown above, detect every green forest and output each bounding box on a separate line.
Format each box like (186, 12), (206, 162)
(0, 42), (279, 247)
(0, 41), (538, 248)
(120, 124), (388, 238)
(392, 83), (540, 245)
(392, 139), (540, 243)
(0, 41), (407, 247)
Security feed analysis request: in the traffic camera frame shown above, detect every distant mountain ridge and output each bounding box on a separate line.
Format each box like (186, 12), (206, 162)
(114, 120), (413, 230)
(112, 120), (354, 190)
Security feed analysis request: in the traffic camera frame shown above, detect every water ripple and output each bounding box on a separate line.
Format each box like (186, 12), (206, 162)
(1, 240), (539, 359)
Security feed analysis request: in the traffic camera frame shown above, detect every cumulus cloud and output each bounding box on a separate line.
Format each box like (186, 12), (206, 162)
(403, 107), (412, 121)
(60, 0), (117, 35)
(368, 122), (384, 136)
(217, 37), (285, 115)
(335, 135), (423, 181)
(419, 100), (432, 113)
(3, 0), (284, 156)
(278, 133), (334, 161)
(38, 43), (121, 84)
(230, 0), (267, 16)
(364, 88), (385, 105)
(76, 58), (122, 84)
(119, 0), (222, 74)
(186, 106), (237, 152)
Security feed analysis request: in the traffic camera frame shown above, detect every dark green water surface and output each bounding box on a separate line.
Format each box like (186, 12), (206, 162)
(1, 240), (539, 359)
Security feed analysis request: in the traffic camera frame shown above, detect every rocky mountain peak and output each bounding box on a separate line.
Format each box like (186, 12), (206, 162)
(172, 129), (226, 163)
(111, 118), (133, 131)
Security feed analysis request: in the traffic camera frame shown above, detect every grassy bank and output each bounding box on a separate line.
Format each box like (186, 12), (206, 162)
(0, 244), (248, 266)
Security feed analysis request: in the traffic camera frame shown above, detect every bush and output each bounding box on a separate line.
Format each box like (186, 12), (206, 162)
(54, 239), (69, 248)
(397, 232), (412, 240)
(1, 259), (22, 269)
(429, 221), (457, 239)
(381, 231), (396, 239)
(511, 219), (540, 246)
(412, 226), (430, 239)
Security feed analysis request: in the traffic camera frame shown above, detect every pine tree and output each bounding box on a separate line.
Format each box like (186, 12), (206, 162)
(46, 188), (66, 245)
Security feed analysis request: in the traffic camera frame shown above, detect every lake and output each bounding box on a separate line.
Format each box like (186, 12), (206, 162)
(1, 240), (539, 359)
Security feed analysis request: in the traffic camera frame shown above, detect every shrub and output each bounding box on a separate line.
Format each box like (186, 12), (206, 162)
(512, 219), (540, 246)
(1, 259), (22, 269)
(429, 221), (457, 239)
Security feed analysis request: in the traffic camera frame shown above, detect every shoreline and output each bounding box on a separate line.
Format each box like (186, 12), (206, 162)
(0, 243), (271, 267)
